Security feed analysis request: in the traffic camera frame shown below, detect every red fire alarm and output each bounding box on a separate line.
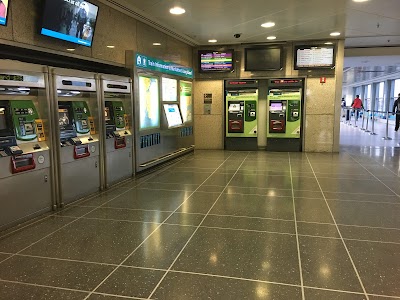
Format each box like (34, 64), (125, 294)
(320, 77), (327, 83)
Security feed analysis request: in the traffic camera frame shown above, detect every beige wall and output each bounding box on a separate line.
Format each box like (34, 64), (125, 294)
(193, 41), (344, 152)
(0, 0), (192, 67)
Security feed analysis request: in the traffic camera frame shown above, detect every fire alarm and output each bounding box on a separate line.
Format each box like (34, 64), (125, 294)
(320, 77), (327, 83)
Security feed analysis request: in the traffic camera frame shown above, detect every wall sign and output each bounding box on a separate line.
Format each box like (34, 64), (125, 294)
(135, 53), (193, 79)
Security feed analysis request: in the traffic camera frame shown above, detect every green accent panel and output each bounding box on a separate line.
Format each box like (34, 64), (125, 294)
(226, 92), (258, 138)
(111, 101), (126, 129)
(72, 101), (91, 134)
(267, 90), (301, 139)
(10, 100), (39, 141)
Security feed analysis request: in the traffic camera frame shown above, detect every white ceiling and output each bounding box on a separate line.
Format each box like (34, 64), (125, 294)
(105, 0), (400, 48)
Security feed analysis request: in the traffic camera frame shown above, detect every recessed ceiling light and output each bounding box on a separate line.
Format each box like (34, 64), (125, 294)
(267, 36), (277, 40)
(353, 0), (369, 2)
(330, 32), (341, 36)
(153, 43), (161, 46)
(324, 42), (333, 45)
(170, 6), (185, 15)
(261, 22), (275, 28)
(107, 45), (115, 49)
(66, 48), (75, 51)
(208, 39), (217, 43)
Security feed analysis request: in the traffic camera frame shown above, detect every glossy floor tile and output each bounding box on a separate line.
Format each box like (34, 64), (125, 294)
(152, 272), (302, 300)
(1, 149), (400, 299)
(172, 227), (301, 285)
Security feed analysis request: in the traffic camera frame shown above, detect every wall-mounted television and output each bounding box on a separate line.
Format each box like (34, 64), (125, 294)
(245, 47), (283, 71)
(41, 0), (99, 47)
(199, 50), (234, 73)
(0, 0), (10, 26)
(294, 45), (335, 69)
(163, 104), (183, 128)
(139, 76), (160, 131)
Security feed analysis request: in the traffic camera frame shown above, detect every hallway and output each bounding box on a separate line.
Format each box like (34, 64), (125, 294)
(0, 150), (399, 299)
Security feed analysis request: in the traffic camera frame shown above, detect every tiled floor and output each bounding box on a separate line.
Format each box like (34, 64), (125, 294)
(1, 149), (400, 299)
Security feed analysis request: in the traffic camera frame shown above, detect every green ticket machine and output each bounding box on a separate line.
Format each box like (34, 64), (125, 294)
(267, 79), (303, 152)
(225, 80), (259, 150)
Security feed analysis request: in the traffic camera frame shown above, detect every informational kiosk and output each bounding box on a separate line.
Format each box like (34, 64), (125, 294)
(126, 52), (194, 173)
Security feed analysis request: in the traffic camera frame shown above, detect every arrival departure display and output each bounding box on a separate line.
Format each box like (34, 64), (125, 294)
(139, 76), (160, 131)
(295, 46), (334, 68)
(0, 0), (9, 26)
(41, 0), (99, 47)
(199, 50), (233, 72)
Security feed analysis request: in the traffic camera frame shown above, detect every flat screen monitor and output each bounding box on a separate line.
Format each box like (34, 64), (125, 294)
(270, 103), (282, 111)
(295, 45), (335, 69)
(58, 108), (71, 130)
(41, 0), (99, 47)
(245, 47), (283, 71)
(0, 0), (9, 26)
(162, 77), (177, 102)
(163, 104), (183, 128)
(199, 50), (234, 73)
(139, 76), (160, 131)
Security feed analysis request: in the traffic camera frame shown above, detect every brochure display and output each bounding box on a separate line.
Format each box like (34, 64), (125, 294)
(180, 81), (193, 123)
(138, 76), (160, 131)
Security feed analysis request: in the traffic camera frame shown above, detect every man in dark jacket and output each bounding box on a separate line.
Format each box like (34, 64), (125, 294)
(392, 93), (400, 131)
(76, 3), (88, 39)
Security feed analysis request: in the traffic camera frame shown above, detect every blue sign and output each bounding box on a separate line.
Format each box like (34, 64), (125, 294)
(0, 17), (6, 26)
(135, 53), (193, 79)
(41, 29), (92, 47)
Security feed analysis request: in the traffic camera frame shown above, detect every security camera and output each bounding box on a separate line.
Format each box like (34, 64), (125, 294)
(234, 33), (241, 38)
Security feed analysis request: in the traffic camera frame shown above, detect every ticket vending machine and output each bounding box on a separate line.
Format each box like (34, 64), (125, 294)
(225, 80), (258, 150)
(0, 61), (53, 229)
(52, 69), (101, 206)
(267, 79), (304, 152)
(100, 76), (133, 188)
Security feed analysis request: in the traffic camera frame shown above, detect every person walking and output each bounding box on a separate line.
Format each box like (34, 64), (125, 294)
(351, 95), (364, 120)
(392, 93), (400, 131)
(76, 3), (88, 39)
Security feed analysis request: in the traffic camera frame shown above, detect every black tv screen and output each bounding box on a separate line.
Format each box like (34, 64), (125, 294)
(41, 0), (99, 47)
(0, 0), (10, 26)
(295, 45), (335, 69)
(245, 47), (283, 71)
(199, 50), (234, 73)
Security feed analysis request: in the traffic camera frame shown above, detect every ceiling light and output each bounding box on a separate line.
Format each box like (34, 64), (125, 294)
(267, 36), (277, 40)
(330, 32), (341, 36)
(66, 48), (75, 51)
(153, 43), (161, 46)
(324, 42), (333, 45)
(170, 6), (185, 15)
(353, 0), (369, 2)
(107, 45), (115, 49)
(208, 39), (217, 43)
(261, 22), (275, 28)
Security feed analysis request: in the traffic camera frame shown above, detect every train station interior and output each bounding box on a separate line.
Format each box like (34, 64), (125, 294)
(0, 0), (399, 299)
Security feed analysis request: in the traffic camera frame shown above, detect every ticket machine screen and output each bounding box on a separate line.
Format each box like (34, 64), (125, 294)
(0, 108), (7, 131)
(58, 108), (71, 130)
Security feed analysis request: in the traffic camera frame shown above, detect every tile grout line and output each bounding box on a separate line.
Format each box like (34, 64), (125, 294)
(0, 159), (182, 267)
(82, 153), (237, 300)
(146, 152), (251, 299)
(288, 152), (305, 300)
(305, 153), (370, 300)
(345, 151), (400, 201)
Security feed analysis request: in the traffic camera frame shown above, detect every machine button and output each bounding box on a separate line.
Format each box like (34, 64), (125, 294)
(33, 144), (41, 150)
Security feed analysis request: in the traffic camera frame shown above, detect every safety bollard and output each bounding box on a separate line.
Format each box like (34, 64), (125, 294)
(364, 110), (370, 132)
(382, 111), (392, 140)
(360, 110), (366, 131)
(370, 111), (377, 135)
